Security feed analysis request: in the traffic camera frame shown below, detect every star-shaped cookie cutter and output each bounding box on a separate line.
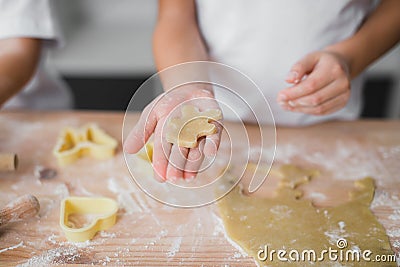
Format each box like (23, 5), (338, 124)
(53, 124), (118, 166)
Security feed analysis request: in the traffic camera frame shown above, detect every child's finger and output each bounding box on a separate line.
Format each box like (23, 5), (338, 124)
(152, 119), (171, 182)
(287, 91), (350, 115)
(183, 139), (205, 179)
(278, 60), (334, 103)
(124, 104), (157, 154)
(285, 52), (319, 84)
(287, 78), (349, 108)
(203, 121), (222, 157)
(166, 145), (189, 181)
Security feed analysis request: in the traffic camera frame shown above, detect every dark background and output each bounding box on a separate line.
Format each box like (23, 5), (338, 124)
(64, 75), (394, 118)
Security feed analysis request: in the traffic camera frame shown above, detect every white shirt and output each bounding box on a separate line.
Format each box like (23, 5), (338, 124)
(196, 0), (377, 126)
(0, 0), (73, 109)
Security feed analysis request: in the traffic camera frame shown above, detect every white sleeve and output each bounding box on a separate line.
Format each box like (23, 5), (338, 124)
(0, 0), (62, 47)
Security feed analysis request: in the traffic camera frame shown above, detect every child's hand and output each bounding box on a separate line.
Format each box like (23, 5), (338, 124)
(277, 51), (351, 115)
(124, 86), (222, 182)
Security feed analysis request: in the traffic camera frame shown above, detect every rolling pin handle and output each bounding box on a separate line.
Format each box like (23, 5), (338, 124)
(0, 153), (18, 171)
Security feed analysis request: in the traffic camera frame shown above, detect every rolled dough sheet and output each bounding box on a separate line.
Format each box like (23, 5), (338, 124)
(166, 105), (222, 148)
(218, 165), (396, 267)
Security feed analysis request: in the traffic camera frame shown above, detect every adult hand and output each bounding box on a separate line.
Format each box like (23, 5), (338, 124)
(124, 86), (222, 182)
(277, 51), (351, 115)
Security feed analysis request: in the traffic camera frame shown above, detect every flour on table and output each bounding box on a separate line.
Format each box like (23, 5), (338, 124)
(0, 241), (24, 254)
(99, 231), (116, 238)
(166, 237), (182, 257)
(17, 246), (88, 266)
(387, 228), (400, 238)
(371, 190), (399, 208)
(107, 176), (157, 213)
(388, 210), (400, 221)
(251, 140), (395, 184)
(309, 192), (327, 201)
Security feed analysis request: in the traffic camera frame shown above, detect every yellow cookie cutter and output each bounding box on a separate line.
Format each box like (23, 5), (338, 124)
(53, 124), (118, 166)
(60, 197), (118, 242)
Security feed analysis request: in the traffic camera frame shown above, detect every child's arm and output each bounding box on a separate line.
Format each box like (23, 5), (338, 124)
(278, 0), (400, 115)
(0, 38), (41, 107)
(153, 0), (209, 70)
(125, 0), (221, 182)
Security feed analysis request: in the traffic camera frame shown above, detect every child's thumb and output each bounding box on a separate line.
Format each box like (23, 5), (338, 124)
(286, 52), (319, 84)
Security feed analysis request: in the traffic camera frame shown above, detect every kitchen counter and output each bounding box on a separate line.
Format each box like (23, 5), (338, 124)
(0, 111), (399, 266)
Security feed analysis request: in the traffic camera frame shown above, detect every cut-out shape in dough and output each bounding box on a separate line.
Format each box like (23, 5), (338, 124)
(166, 105), (222, 148)
(218, 165), (395, 267)
(53, 124), (118, 166)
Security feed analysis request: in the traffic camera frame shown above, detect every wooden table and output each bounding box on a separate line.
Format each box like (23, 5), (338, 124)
(0, 111), (399, 266)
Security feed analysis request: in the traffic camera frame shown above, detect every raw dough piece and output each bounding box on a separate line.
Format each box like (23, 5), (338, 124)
(166, 105), (222, 148)
(53, 124), (118, 166)
(218, 165), (395, 267)
(138, 142), (154, 162)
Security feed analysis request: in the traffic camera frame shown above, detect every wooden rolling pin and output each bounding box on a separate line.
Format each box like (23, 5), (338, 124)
(0, 153), (18, 171)
(0, 195), (40, 227)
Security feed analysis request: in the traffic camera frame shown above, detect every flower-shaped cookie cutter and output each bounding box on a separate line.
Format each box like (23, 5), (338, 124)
(60, 197), (118, 242)
(53, 124), (118, 166)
